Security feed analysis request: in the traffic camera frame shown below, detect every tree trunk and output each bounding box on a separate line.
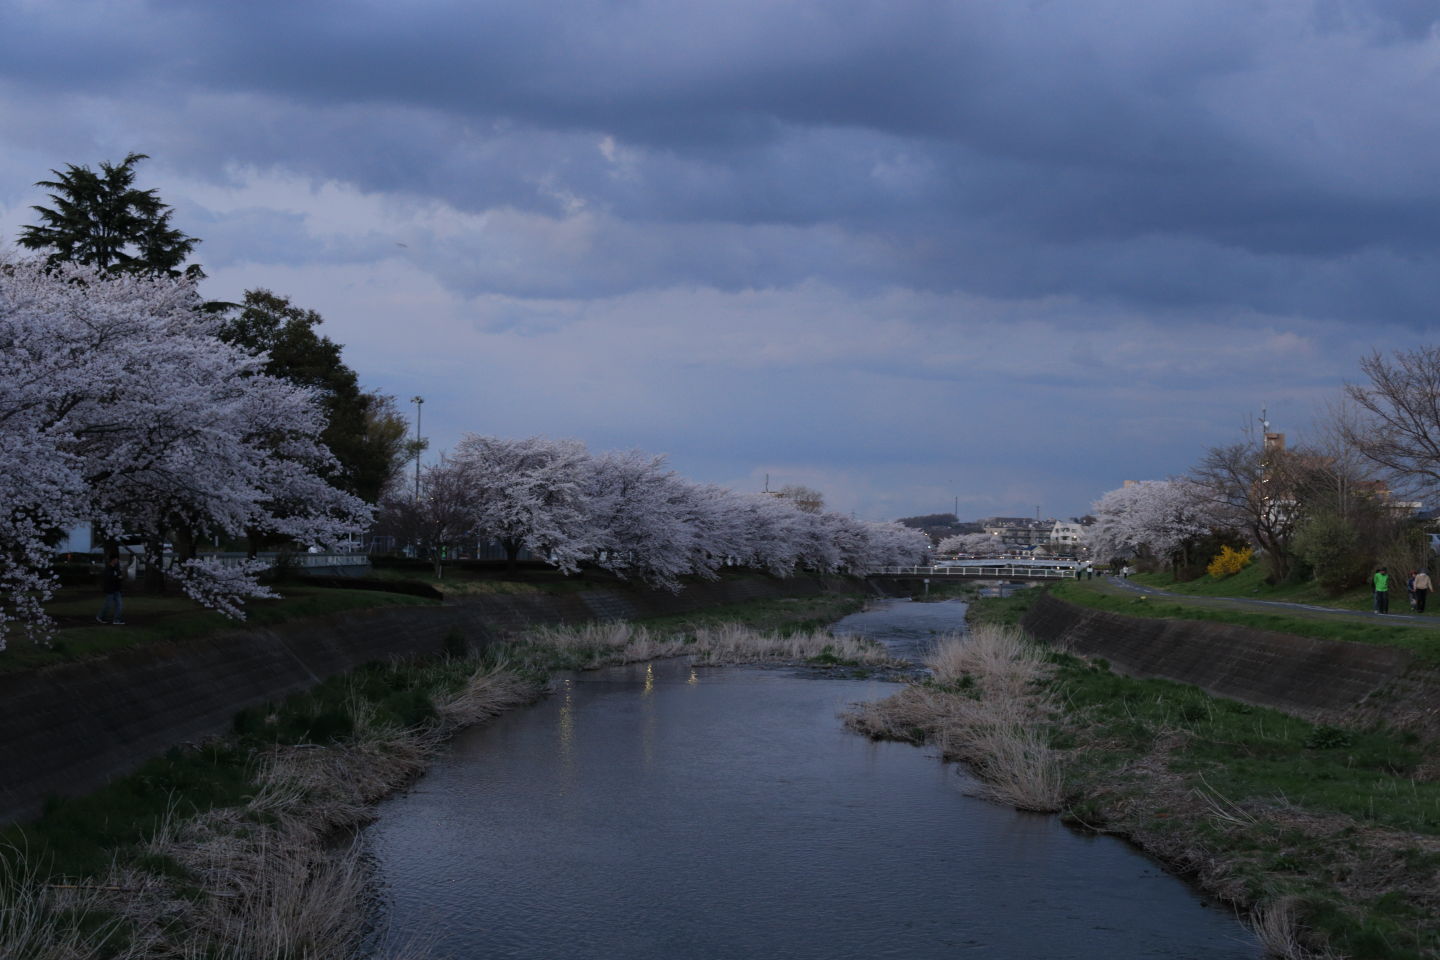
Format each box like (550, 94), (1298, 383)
(174, 523), (197, 564)
(503, 538), (521, 576)
(143, 536), (166, 592)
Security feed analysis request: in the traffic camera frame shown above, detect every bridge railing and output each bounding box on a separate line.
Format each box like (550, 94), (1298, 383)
(874, 565), (1077, 580)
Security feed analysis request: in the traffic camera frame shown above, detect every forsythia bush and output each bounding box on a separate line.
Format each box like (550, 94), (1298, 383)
(1207, 545), (1253, 579)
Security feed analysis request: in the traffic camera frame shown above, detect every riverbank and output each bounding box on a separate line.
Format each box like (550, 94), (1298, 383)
(1, 583), (873, 959)
(0, 569), (863, 825)
(908, 588), (1440, 960)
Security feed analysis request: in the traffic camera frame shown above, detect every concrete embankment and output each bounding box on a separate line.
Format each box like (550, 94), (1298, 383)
(1021, 591), (1440, 738)
(0, 575), (848, 825)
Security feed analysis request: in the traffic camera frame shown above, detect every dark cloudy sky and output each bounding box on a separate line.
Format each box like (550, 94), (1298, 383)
(3, 0), (1435, 520)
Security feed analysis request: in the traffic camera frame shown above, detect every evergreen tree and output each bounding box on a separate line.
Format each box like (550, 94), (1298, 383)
(218, 289), (407, 503)
(19, 153), (203, 279)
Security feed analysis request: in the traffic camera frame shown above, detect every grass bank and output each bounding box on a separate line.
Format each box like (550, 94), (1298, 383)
(0, 586), (436, 673)
(943, 589), (1440, 959)
(1, 593), (884, 959)
(1051, 577), (1440, 664)
(1130, 563), (1380, 611)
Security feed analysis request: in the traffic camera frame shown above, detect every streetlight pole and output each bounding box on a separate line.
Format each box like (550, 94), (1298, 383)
(411, 396), (424, 501)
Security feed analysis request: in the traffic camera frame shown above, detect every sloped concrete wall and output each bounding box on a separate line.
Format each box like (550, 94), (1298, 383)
(0, 575), (848, 825)
(1021, 592), (1415, 718)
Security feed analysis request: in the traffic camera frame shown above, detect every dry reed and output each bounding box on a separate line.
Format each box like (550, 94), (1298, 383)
(689, 624), (896, 665)
(517, 619), (899, 668)
(1249, 896), (1335, 960)
(0, 847), (146, 960)
(848, 623), (1064, 812)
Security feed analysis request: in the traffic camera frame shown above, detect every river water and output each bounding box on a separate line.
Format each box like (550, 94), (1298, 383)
(365, 599), (1261, 959)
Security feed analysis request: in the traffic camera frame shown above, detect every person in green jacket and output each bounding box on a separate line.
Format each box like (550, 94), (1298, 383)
(1373, 566), (1390, 615)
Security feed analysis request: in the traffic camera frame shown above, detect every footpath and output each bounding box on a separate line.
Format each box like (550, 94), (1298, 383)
(1099, 574), (1440, 629)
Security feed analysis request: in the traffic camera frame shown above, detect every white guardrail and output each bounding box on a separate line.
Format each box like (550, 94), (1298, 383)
(875, 565), (1078, 579)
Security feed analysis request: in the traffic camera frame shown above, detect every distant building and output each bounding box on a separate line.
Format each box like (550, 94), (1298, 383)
(1049, 521), (1087, 551)
(981, 517), (1055, 550)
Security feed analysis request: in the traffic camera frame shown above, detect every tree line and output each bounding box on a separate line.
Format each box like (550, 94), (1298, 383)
(1086, 361), (1440, 592)
(376, 436), (930, 588)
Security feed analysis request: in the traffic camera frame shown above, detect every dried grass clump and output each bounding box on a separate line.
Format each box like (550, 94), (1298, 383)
(0, 848), (144, 960)
(1249, 897), (1335, 960)
(944, 723), (1063, 812)
(849, 624), (1064, 812)
(690, 624), (895, 665)
(519, 620), (898, 669)
(845, 685), (954, 742)
(156, 832), (371, 960)
(434, 661), (539, 727)
(926, 625), (1046, 695)
(519, 622), (688, 667)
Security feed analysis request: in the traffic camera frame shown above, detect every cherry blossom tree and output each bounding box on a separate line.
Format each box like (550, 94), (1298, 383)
(451, 434), (594, 574)
(0, 259), (369, 646)
(1089, 480), (1215, 573)
(583, 450), (709, 590)
(937, 532), (998, 556)
(851, 520), (932, 573)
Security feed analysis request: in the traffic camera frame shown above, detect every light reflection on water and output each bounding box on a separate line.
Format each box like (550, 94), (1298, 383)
(365, 600), (1261, 960)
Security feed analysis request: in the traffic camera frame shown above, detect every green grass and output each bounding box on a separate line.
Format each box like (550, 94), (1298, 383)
(0, 586), (436, 673)
(1052, 658), (1440, 834)
(1131, 563), (1380, 611)
(962, 586), (1045, 627)
(908, 581), (978, 603)
(1051, 579), (1440, 663)
(1050, 654), (1440, 959)
(965, 588), (1440, 959)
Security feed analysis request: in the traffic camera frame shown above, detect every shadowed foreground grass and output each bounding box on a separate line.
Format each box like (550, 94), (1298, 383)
(0, 586), (436, 673)
(961, 589), (1440, 960)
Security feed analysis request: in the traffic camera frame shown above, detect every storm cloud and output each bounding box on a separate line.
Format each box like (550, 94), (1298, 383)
(2, 0), (1436, 517)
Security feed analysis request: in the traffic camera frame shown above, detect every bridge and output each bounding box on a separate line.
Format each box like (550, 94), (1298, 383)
(871, 564), (1078, 581)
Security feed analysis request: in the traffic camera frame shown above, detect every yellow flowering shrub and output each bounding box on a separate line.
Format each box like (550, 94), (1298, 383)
(1207, 545), (1253, 579)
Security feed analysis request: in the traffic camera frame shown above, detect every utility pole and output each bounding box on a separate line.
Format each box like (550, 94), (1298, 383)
(411, 395), (424, 501)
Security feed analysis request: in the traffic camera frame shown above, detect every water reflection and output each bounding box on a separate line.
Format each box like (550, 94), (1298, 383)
(556, 677), (574, 768)
(366, 601), (1260, 960)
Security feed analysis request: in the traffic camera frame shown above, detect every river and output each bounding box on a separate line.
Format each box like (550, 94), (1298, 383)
(365, 598), (1261, 959)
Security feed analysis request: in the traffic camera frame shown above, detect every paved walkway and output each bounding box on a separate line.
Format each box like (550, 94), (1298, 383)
(1098, 576), (1440, 629)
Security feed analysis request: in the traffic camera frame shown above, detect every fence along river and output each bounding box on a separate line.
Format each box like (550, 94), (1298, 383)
(364, 599), (1260, 959)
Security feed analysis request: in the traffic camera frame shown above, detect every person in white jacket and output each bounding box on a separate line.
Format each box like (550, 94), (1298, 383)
(1413, 569), (1432, 613)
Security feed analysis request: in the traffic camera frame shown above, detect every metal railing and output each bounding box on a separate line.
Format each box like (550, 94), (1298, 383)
(202, 552), (370, 569)
(874, 564), (1077, 580)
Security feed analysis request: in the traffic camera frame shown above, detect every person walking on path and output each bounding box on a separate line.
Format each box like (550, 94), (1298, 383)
(97, 555), (126, 625)
(1414, 569), (1433, 613)
(1373, 566), (1390, 615)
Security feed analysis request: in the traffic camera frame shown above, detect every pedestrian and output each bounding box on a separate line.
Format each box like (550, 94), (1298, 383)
(97, 554), (126, 625)
(1414, 568), (1432, 614)
(1373, 566), (1390, 615)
